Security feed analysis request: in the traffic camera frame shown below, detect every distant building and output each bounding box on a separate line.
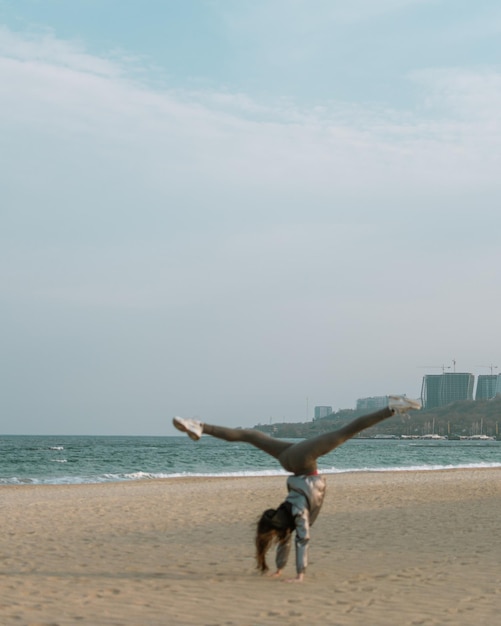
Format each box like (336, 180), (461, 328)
(475, 375), (498, 400)
(440, 373), (474, 405)
(314, 406), (332, 420)
(421, 373), (474, 409)
(356, 396), (388, 411)
(495, 374), (501, 397)
(421, 375), (442, 410)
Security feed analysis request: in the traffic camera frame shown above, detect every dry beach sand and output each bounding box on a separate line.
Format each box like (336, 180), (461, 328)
(1, 469), (500, 626)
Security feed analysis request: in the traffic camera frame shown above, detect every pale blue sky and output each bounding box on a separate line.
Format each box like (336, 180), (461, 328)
(1, 1), (500, 434)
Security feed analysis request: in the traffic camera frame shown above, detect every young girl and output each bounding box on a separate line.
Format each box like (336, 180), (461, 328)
(173, 394), (421, 582)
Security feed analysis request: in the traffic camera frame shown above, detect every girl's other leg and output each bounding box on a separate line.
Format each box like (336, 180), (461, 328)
(173, 416), (292, 461)
(203, 423), (293, 460)
(279, 407), (395, 474)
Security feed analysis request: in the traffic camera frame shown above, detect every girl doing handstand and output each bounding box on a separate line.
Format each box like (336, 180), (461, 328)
(173, 394), (421, 582)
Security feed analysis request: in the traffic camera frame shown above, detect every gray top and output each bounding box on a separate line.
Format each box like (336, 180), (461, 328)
(275, 473), (327, 574)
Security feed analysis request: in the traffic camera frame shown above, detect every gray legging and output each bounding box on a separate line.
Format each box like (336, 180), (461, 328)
(203, 407), (393, 475)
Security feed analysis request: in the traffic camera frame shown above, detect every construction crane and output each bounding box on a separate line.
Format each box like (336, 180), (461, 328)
(418, 365), (452, 373)
(479, 364), (499, 375)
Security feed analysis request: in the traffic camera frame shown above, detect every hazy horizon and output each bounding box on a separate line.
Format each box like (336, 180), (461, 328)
(1, 1), (500, 436)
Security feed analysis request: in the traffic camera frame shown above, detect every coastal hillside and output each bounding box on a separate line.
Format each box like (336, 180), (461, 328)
(253, 396), (501, 439)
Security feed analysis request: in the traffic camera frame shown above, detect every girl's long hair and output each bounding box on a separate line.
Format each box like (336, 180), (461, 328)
(255, 509), (290, 573)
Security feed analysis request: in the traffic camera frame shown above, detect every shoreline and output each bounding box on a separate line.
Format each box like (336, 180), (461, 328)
(2, 435), (500, 487)
(2, 460), (501, 488)
(1, 468), (500, 625)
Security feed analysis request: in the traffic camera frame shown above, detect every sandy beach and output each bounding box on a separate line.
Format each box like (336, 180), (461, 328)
(1, 469), (500, 626)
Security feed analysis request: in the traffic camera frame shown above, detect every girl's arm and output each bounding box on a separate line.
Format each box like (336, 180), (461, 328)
(293, 510), (310, 576)
(275, 533), (292, 572)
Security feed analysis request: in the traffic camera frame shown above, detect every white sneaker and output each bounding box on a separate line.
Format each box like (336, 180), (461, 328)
(172, 416), (203, 441)
(388, 395), (422, 414)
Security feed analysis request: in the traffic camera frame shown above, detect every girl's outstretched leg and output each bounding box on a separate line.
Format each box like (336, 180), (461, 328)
(278, 395), (421, 474)
(173, 416), (293, 461)
(203, 423), (293, 460)
(173, 396), (420, 473)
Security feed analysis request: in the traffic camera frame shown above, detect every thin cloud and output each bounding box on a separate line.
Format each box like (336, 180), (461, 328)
(2, 27), (500, 232)
(1, 25), (500, 431)
(0, 25), (121, 77)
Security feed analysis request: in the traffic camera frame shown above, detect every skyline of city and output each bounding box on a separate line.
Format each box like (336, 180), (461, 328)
(329, 368), (501, 417)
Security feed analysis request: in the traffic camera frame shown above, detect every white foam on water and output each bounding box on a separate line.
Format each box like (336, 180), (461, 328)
(321, 461), (501, 474)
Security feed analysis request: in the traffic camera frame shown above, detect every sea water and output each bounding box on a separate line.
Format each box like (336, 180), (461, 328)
(1, 435), (500, 485)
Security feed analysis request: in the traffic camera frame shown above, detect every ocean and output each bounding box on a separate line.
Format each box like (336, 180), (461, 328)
(1, 435), (500, 485)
